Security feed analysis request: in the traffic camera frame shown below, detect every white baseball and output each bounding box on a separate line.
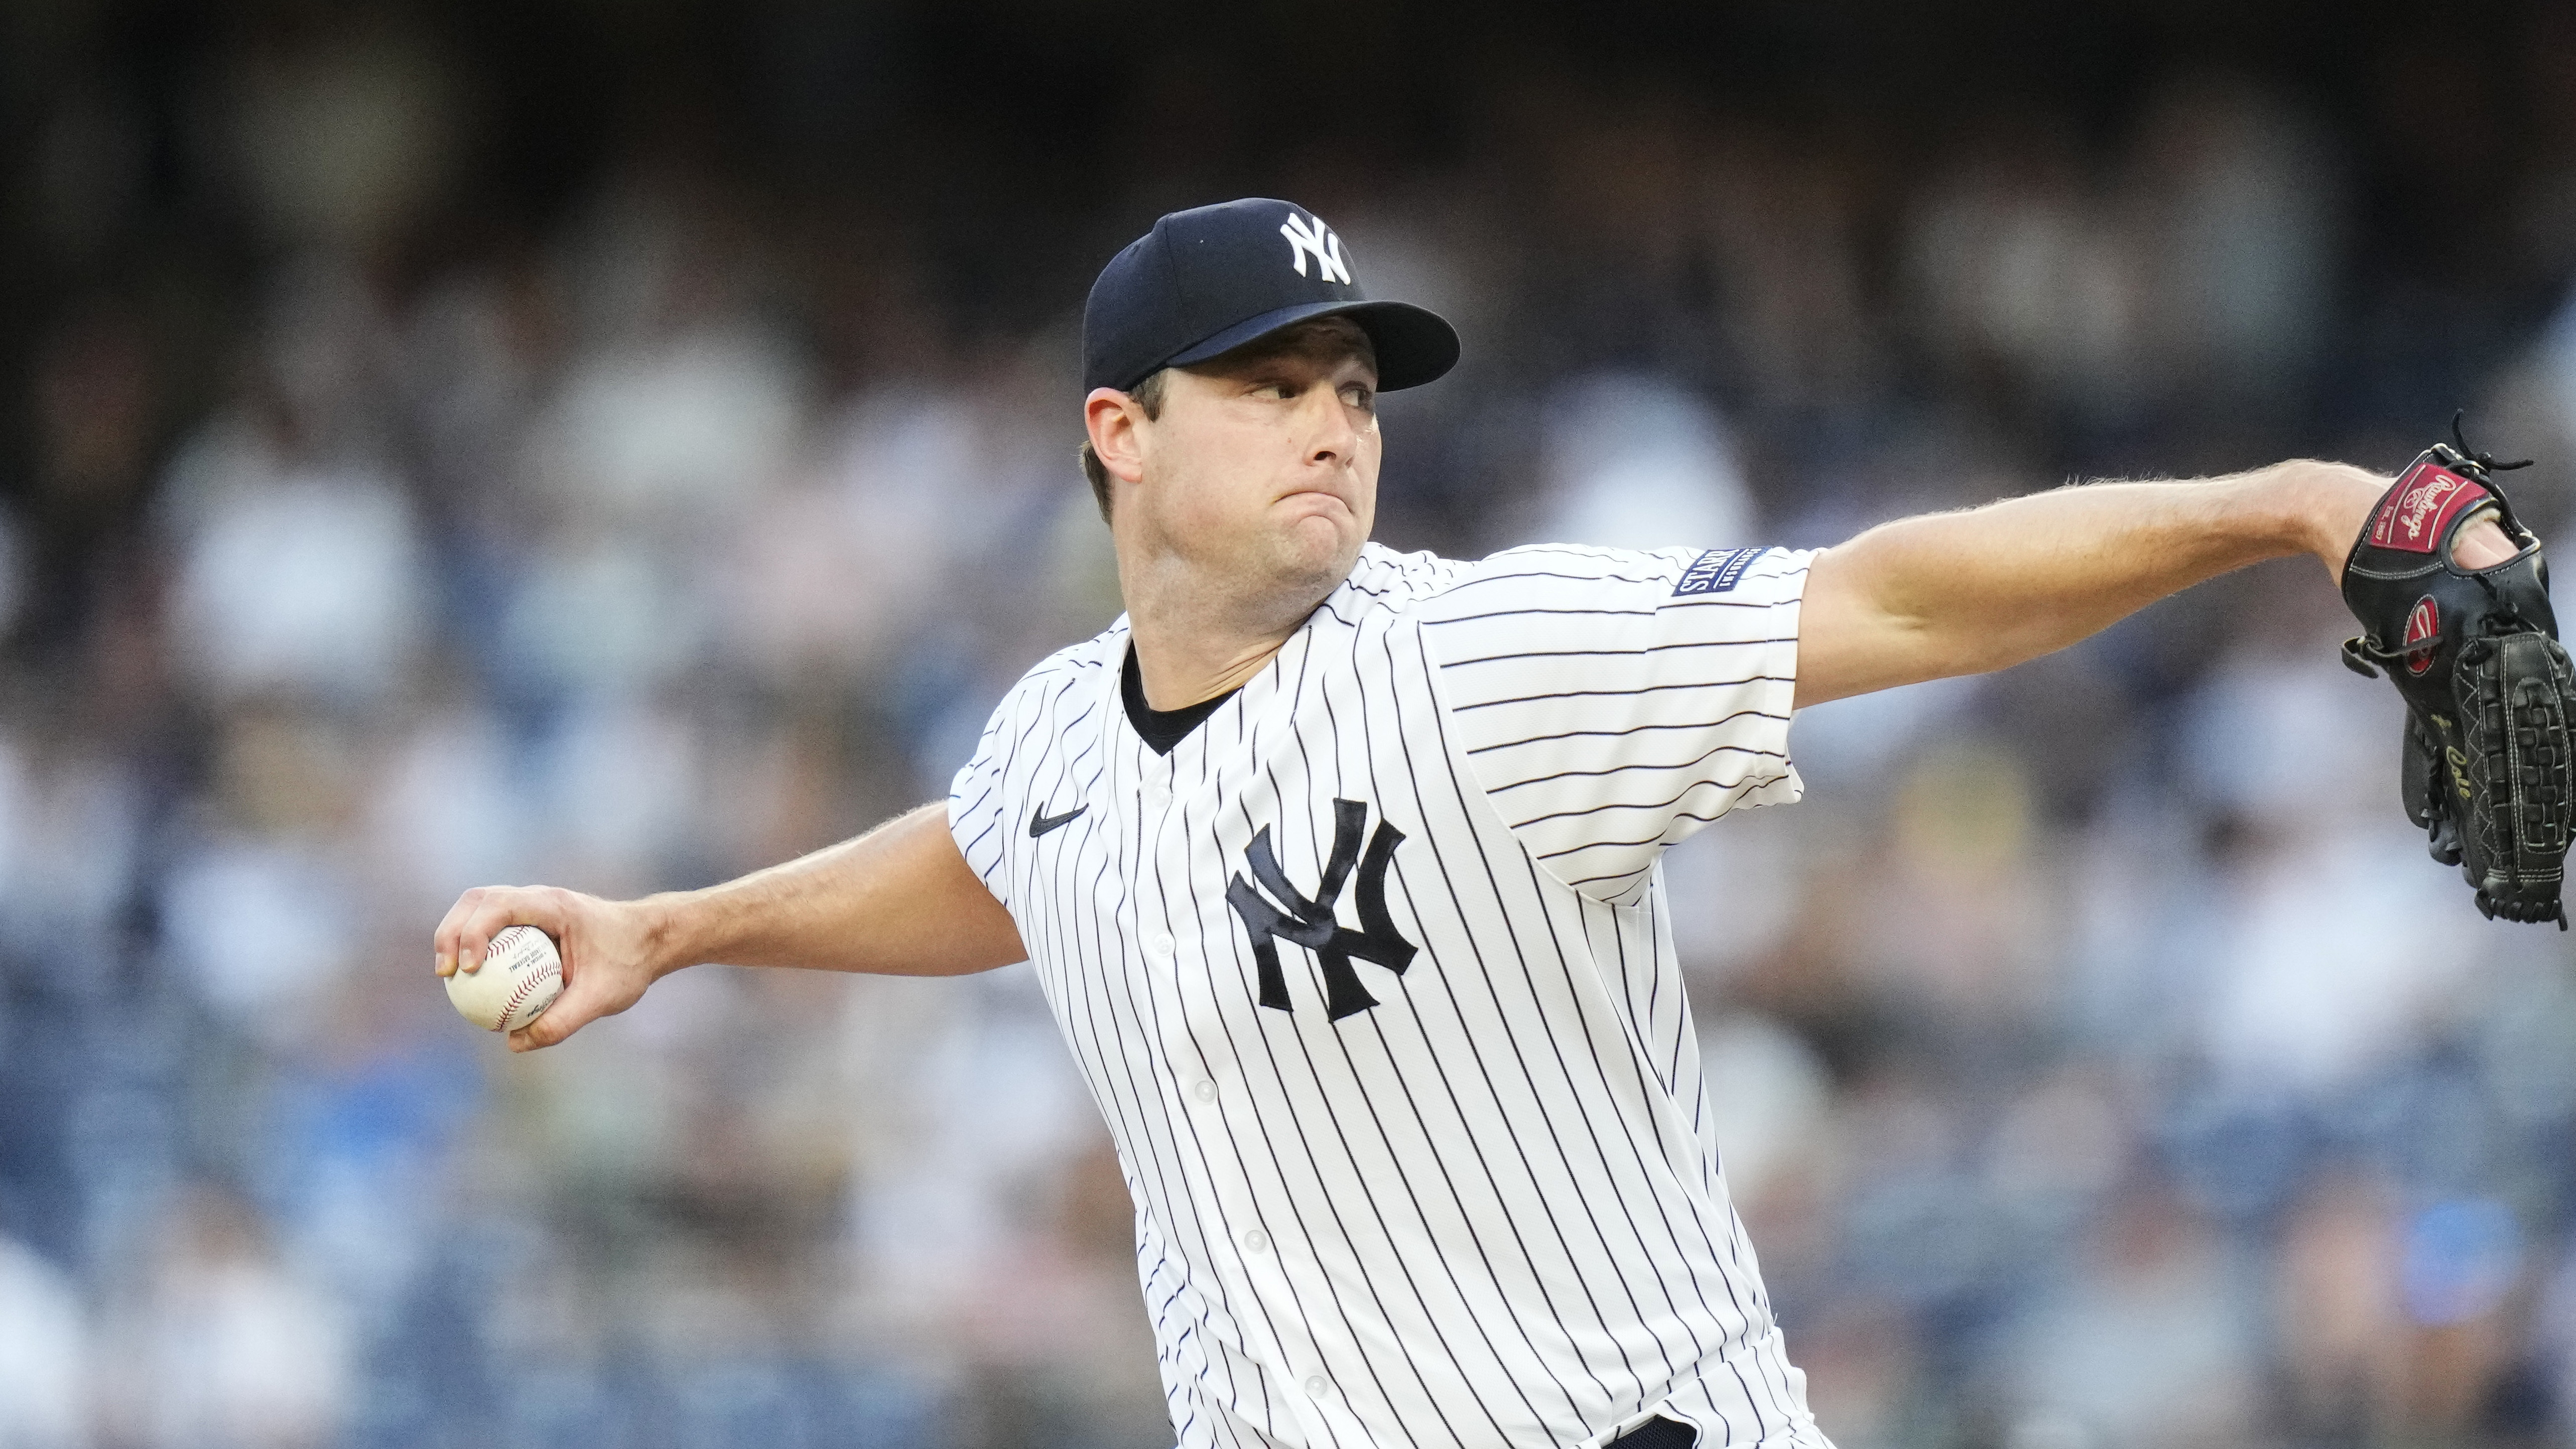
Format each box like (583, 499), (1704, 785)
(446, 925), (564, 1033)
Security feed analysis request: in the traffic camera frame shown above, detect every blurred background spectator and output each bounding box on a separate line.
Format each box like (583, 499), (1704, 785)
(7, 1), (2576, 1444)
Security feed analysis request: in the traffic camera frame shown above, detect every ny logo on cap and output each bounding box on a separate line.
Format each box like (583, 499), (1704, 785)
(1279, 211), (1353, 285)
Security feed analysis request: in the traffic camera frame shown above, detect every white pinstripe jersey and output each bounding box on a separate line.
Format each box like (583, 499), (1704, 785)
(950, 541), (1829, 1449)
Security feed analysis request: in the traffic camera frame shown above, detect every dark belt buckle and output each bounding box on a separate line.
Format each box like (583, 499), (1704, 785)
(1605, 1417), (1697, 1449)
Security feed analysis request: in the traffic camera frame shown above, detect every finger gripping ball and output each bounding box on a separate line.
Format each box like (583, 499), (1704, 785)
(447, 925), (564, 1031)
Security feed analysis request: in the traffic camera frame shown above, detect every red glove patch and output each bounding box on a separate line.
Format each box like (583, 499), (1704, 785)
(2369, 460), (2490, 553)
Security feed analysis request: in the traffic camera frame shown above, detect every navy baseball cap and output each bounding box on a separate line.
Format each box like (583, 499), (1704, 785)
(1082, 198), (1460, 394)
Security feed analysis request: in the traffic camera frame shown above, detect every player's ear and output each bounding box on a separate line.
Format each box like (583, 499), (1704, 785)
(1086, 387), (1149, 487)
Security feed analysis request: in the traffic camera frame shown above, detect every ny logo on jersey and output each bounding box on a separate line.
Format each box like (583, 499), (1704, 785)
(1225, 799), (1415, 1020)
(1279, 211), (1353, 285)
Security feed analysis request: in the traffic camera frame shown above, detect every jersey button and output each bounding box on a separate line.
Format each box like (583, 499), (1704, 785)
(1150, 932), (1175, 957)
(1304, 1376), (1328, 1398)
(1142, 781), (1171, 811)
(1242, 1228), (1268, 1253)
(1193, 1079), (1217, 1103)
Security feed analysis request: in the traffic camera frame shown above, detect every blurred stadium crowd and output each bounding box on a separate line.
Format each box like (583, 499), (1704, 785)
(11, 1), (2576, 1446)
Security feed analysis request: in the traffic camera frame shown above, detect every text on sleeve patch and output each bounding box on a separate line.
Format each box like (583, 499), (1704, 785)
(1673, 547), (1768, 597)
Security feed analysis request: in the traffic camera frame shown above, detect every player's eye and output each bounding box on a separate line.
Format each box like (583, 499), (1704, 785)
(1342, 383), (1376, 411)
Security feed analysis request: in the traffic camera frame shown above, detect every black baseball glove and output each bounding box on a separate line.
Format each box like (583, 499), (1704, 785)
(2340, 429), (2572, 927)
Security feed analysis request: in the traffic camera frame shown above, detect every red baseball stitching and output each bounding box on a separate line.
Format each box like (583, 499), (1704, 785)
(485, 931), (561, 1031)
(494, 961), (559, 1030)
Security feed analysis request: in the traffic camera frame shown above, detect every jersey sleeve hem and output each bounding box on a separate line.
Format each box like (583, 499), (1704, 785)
(1422, 545), (1812, 904)
(946, 778), (1012, 910)
(944, 627), (1124, 915)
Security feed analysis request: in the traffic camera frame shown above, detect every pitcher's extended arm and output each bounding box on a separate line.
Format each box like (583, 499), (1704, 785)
(431, 803), (1025, 1052)
(1793, 460), (2516, 709)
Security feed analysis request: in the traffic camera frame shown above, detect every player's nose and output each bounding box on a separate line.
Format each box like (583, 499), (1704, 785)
(1297, 384), (1362, 465)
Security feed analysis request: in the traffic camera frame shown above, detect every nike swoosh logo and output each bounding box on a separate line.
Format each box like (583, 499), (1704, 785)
(1029, 804), (1089, 838)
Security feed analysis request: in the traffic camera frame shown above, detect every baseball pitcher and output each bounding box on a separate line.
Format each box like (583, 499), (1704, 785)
(436, 199), (2551, 1449)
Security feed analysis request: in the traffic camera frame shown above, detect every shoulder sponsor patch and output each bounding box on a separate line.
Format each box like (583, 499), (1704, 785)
(2369, 460), (2490, 553)
(1673, 547), (1768, 597)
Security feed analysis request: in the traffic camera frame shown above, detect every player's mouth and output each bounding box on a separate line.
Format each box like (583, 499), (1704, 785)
(1277, 484), (1356, 513)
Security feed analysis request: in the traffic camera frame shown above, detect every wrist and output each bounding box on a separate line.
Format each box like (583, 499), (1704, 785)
(2262, 458), (2387, 576)
(635, 891), (700, 981)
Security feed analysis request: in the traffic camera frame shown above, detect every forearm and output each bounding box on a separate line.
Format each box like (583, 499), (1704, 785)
(1796, 461), (2379, 705)
(1854, 467), (2323, 667)
(640, 803), (1027, 979)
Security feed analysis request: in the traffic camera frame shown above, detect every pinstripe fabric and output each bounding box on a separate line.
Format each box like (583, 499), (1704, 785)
(949, 542), (1827, 1449)
(1422, 545), (1807, 904)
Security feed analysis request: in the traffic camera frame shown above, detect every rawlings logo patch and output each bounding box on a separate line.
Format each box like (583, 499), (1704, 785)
(2404, 595), (2439, 675)
(2369, 461), (2489, 553)
(1675, 547), (1767, 597)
